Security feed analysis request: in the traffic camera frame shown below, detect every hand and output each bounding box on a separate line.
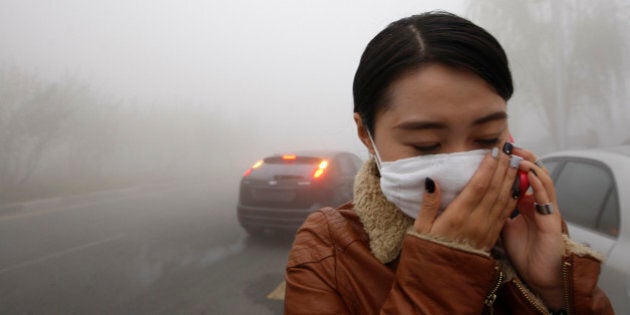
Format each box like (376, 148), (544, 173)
(413, 144), (519, 252)
(502, 147), (565, 309)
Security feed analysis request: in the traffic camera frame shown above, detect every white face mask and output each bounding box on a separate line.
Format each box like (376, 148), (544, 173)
(368, 131), (487, 219)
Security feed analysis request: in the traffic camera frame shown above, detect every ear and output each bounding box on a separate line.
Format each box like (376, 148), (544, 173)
(353, 113), (375, 155)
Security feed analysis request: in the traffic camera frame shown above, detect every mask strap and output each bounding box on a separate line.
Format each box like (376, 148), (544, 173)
(366, 129), (383, 170)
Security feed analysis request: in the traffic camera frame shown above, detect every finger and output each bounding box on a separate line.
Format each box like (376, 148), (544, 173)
(527, 172), (563, 235)
(496, 155), (522, 220)
(478, 143), (514, 216)
(519, 160), (557, 203)
(512, 146), (537, 163)
(524, 173), (561, 232)
(452, 147), (500, 208)
(528, 170), (550, 202)
(414, 177), (442, 234)
(528, 171), (559, 210)
(516, 194), (536, 218)
(513, 147), (548, 173)
(481, 154), (521, 245)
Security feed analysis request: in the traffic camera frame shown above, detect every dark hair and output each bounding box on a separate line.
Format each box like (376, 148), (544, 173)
(353, 11), (513, 133)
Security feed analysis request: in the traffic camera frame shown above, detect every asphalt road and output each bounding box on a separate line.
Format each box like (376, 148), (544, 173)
(0, 182), (291, 314)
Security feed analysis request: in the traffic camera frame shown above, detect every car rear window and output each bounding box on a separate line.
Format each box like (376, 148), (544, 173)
(248, 156), (321, 180)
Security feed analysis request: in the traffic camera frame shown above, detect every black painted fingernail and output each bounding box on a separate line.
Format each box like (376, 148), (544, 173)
(425, 177), (435, 193)
(511, 176), (520, 199)
(502, 142), (513, 155)
(530, 169), (538, 177)
(512, 189), (520, 199)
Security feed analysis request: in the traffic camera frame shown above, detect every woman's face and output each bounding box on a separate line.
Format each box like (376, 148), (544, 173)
(355, 63), (509, 162)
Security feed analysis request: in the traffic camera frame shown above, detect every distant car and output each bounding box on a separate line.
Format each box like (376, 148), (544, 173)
(541, 145), (630, 313)
(237, 151), (363, 235)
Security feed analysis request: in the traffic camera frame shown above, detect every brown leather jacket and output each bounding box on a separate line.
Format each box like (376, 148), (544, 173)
(284, 159), (613, 314)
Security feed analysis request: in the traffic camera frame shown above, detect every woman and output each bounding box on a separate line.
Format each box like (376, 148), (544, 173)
(284, 11), (612, 314)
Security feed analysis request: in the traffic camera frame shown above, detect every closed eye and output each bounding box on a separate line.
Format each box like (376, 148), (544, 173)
(413, 144), (441, 153)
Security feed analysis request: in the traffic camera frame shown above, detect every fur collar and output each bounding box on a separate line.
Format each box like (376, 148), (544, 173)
(352, 157), (414, 264)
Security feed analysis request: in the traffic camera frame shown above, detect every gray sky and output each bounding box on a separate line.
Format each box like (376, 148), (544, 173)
(0, 0), (466, 157)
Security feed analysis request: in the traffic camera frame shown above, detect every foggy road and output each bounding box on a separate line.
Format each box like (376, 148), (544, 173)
(3, 1), (628, 314)
(0, 183), (290, 314)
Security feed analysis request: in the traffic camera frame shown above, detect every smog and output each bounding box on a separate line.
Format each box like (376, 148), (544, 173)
(0, 0), (628, 313)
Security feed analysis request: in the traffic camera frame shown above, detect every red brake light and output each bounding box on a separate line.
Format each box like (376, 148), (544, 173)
(313, 160), (328, 179)
(243, 160), (263, 177)
(282, 155), (296, 160)
(313, 169), (324, 178)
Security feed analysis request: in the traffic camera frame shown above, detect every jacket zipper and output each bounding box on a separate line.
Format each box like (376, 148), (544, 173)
(512, 279), (547, 314)
(484, 267), (504, 315)
(561, 259), (572, 314)
(511, 259), (573, 315)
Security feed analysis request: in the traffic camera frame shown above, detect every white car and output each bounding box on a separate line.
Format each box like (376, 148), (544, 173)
(542, 145), (630, 313)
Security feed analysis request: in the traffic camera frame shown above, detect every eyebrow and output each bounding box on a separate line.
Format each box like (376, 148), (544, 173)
(395, 111), (507, 131)
(395, 121), (447, 130)
(473, 111), (508, 125)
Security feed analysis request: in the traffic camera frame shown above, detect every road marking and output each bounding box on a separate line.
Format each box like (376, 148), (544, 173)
(267, 280), (286, 300)
(0, 234), (126, 275)
(0, 195), (136, 222)
(0, 183), (200, 223)
(0, 205), (84, 222)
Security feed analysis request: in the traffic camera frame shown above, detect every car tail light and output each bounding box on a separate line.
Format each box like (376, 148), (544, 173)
(282, 154), (296, 160)
(243, 160), (263, 177)
(313, 160), (328, 179)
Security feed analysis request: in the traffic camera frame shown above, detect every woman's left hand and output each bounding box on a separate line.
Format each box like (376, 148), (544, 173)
(502, 147), (565, 310)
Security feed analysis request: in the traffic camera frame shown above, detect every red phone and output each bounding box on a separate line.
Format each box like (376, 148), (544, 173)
(508, 135), (529, 218)
(516, 169), (529, 199)
(509, 134), (530, 199)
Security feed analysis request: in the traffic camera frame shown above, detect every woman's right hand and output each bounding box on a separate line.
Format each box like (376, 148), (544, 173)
(413, 144), (519, 251)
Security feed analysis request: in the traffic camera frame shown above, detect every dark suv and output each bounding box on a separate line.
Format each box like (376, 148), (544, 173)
(237, 151), (363, 235)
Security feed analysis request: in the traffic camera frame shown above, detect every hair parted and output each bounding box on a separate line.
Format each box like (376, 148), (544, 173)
(353, 11), (513, 133)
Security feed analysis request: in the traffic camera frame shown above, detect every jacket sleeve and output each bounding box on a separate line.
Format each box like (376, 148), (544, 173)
(567, 253), (614, 314)
(379, 232), (501, 314)
(500, 235), (614, 315)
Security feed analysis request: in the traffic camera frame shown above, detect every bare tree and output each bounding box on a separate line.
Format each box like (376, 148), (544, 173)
(0, 66), (260, 204)
(466, 0), (629, 150)
(0, 67), (86, 202)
